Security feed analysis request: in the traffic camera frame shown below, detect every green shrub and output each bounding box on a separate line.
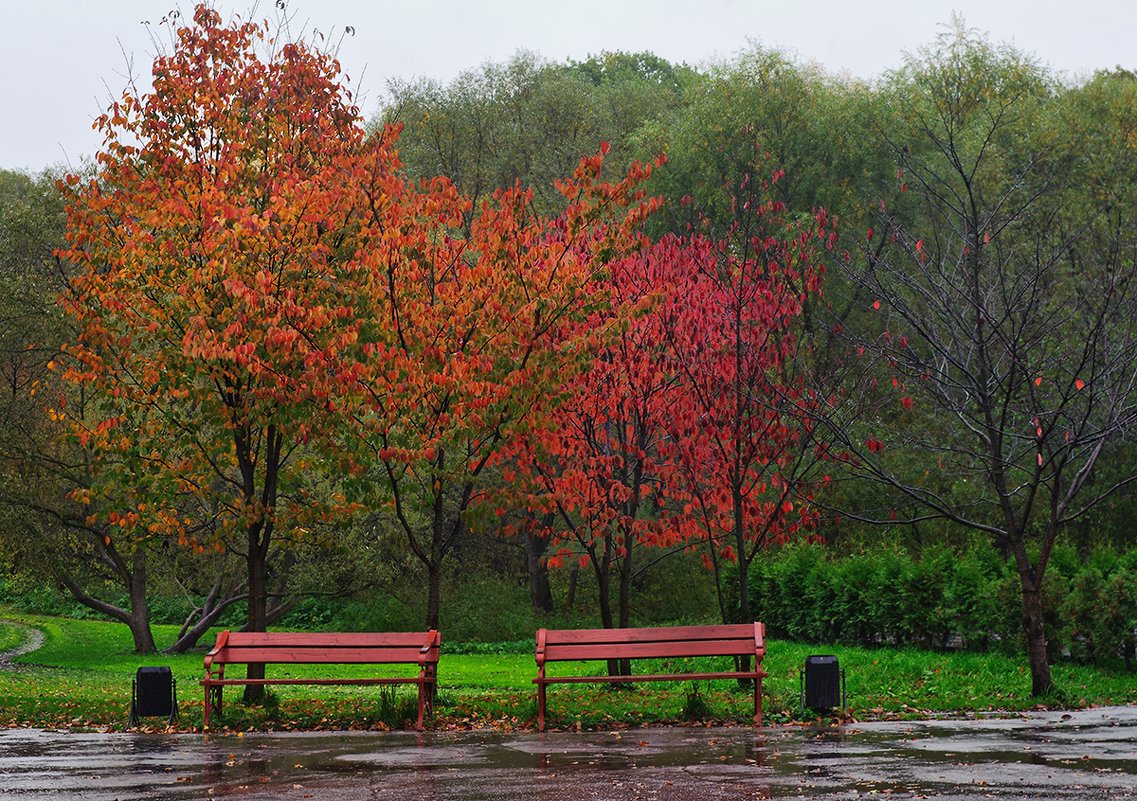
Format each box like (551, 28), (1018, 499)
(746, 538), (1137, 670)
(832, 553), (878, 646)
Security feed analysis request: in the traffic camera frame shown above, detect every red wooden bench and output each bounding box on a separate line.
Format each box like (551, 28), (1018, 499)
(201, 630), (440, 730)
(534, 622), (767, 731)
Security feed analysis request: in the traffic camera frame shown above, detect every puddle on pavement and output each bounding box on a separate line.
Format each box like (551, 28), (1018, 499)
(2, 707), (1136, 799)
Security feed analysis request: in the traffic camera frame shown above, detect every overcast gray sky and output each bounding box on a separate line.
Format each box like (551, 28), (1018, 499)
(2, 0), (1132, 173)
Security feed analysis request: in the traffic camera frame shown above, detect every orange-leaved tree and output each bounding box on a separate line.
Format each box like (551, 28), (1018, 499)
(57, 6), (385, 681)
(345, 144), (662, 630)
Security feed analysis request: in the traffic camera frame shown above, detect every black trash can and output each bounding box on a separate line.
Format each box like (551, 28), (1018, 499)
(130, 666), (178, 724)
(801, 655), (845, 710)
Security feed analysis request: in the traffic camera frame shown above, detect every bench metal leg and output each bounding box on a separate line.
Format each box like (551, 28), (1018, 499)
(537, 682), (546, 732)
(753, 674), (762, 725)
(203, 684), (222, 729)
(753, 668), (767, 726)
(416, 681), (426, 731)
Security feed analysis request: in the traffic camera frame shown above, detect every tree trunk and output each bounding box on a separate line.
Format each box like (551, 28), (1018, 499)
(126, 548), (156, 653)
(594, 556), (623, 678)
(166, 573), (245, 654)
(566, 564), (580, 610)
(616, 529), (634, 675)
(526, 529), (554, 614)
(55, 546), (156, 654)
(734, 492), (752, 677)
(1021, 582), (1055, 696)
(425, 559), (442, 631)
(242, 527), (269, 704)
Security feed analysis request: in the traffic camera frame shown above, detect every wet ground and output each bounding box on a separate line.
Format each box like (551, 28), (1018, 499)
(2, 706), (1136, 799)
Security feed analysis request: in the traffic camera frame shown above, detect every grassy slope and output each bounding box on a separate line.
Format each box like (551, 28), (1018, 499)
(0, 609), (1133, 732)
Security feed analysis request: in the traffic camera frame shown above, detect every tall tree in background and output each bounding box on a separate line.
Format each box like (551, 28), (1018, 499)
(384, 51), (688, 220)
(821, 23), (1137, 695)
(58, 6), (374, 682)
(634, 45), (884, 243)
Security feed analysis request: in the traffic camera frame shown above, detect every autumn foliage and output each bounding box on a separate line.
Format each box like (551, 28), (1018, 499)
(345, 140), (664, 630)
(57, 6), (379, 641)
(56, 5), (833, 644)
(510, 161), (833, 633)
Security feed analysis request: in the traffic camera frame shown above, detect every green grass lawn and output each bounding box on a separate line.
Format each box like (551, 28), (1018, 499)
(1, 609), (1134, 733)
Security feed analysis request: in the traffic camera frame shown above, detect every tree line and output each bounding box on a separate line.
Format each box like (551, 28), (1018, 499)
(1, 6), (1136, 699)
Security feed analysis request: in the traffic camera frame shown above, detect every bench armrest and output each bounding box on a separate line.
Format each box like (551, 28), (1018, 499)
(203, 629), (231, 674)
(534, 628), (547, 667)
(418, 629), (440, 669)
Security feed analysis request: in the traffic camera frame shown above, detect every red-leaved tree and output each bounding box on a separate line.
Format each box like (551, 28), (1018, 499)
(507, 239), (679, 653)
(658, 169), (833, 636)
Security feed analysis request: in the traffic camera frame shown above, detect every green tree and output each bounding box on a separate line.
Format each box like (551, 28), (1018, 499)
(818, 21), (1137, 695)
(634, 44), (885, 242)
(0, 168), (171, 652)
(385, 50), (687, 219)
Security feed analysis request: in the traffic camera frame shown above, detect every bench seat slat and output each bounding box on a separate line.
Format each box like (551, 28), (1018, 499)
(542, 624), (758, 645)
(541, 639), (756, 662)
(535, 670), (762, 685)
(211, 646), (435, 664)
(202, 677), (424, 687)
(217, 632), (432, 648)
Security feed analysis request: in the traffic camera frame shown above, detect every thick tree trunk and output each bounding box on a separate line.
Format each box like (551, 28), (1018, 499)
(126, 548), (156, 653)
(566, 564), (580, 610)
(426, 560), (442, 631)
(55, 546), (156, 653)
(1009, 532), (1056, 697)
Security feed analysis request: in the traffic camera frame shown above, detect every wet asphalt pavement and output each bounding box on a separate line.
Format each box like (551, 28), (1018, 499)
(2, 706), (1136, 799)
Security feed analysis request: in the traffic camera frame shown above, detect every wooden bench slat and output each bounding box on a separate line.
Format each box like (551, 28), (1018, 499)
(542, 624), (758, 645)
(218, 632), (433, 648)
(213, 646), (436, 664)
(535, 671), (760, 685)
(202, 677), (425, 686)
(542, 639), (756, 662)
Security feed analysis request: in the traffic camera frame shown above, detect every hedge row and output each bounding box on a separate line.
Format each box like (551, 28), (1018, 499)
(747, 541), (1137, 669)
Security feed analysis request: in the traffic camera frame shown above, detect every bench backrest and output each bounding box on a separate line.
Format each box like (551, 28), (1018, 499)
(536, 623), (765, 664)
(206, 630), (440, 668)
